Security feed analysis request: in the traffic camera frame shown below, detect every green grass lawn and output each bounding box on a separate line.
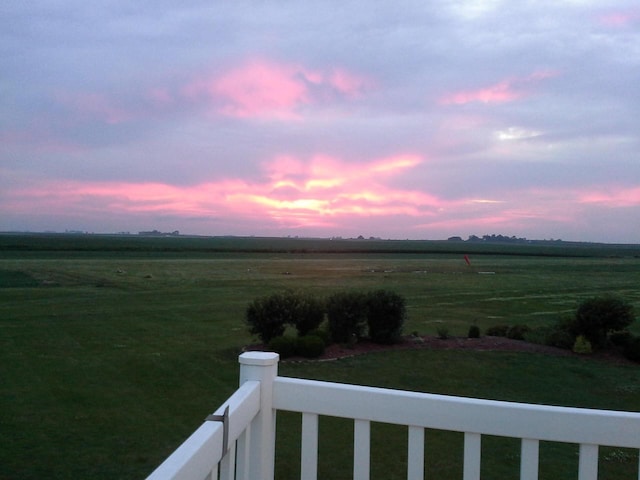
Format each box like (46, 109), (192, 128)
(1, 237), (639, 479)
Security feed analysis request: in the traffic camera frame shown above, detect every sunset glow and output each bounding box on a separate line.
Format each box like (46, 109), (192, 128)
(1, 2), (638, 242)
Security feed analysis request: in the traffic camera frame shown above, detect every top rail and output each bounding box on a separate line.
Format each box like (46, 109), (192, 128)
(273, 376), (640, 448)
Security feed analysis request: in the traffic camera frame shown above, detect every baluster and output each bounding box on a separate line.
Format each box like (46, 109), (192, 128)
(520, 438), (539, 480)
(578, 444), (598, 480)
(354, 419), (370, 480)
(407, 426), (425, 480)
(301, 413), (319, 480)
(205, 464), (217, 480)
(219, 440), (236, 480)
(463, 432), (481, 480)
(234, 421), (250, 480)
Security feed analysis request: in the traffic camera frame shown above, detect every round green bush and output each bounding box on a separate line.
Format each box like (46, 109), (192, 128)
(623, 336), (640, 363)
(246, 294), (288, 343)
(546, 328), (576, 350)
(366, 289), (406, 344)
(326, 291), (367, 343)
(507, 324), (531, 340)
(542, 316), (578, 349)
(485, 325), (509, 337)
(292, 292), (325, 337)
(572, 335), (593, 355)
(575, 295), (635, 349)
(245, 290), (325, 343)
(308, 327), (331, 345)
(468, 325), (481, 338)
(609, 330), (633, 347)
(267, 335), (298, 358)
(296, 335), (326, 358)
(437, 327), (450, 340)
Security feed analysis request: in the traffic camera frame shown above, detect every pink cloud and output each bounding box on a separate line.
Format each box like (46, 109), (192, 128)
(11, 160), (632, 239)
(440, 70), (558, 106)
(598, 9), (640, 28)
(210, 60), (310, 118)
(579, 186), (640, 207)
(4, 153), (433, 228)
(50, 59), (370, 125)
(235, 153), (435, 220)
(441, 80), (521, 105)
(327, 68), (370, 96)
(183, 59), (370, 119)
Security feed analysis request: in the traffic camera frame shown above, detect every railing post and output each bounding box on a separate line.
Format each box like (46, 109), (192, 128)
(239, 351), (279, 480)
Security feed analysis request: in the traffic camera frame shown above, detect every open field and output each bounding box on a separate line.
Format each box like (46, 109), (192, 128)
(1, 235), (639, 479)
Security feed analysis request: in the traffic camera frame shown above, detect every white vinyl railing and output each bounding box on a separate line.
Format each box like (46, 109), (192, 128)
(147, 351), (640, 480)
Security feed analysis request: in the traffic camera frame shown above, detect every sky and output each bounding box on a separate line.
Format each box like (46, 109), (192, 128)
(1, 1), (639, 243)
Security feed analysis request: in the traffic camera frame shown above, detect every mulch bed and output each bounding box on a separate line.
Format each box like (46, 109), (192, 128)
(247, 335), (637, 365)
(313, 335), (573, 361)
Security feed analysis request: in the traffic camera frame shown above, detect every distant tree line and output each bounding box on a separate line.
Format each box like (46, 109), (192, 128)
(138, 230), (180, 236)
(447, 234), (565, 244)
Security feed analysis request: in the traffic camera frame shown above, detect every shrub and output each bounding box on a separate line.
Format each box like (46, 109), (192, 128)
(291, 292), (325, 337)
(523, 326), (550, 345)
(245, 290), (325, 343)
(366, 289), (406, 344)
(609, 330), (633, 347)
(468, 325), (481, 338)
(326, 291), (368, 343)
(543, 315), (578, 349)
(307, 327), (331, 345)
(485, 325), (509, 337)
(296, 335), (326, 358)
(546, 328), (576, 350)
(437, 327), (450, 339)
(572, 335), (593, 355)
(623, 336), (640, 363)
(267, 335), (298, 358)
(507, 324), (531, 341)
(574, 295), (635, 349)
(245, 293), (289, 343)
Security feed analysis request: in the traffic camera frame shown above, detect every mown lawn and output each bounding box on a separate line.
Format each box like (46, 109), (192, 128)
(1, 244), (639, 479)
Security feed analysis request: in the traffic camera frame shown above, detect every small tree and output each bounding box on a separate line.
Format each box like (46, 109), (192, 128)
(366, 289), (406, 344)
(574, 295), (635, 349)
